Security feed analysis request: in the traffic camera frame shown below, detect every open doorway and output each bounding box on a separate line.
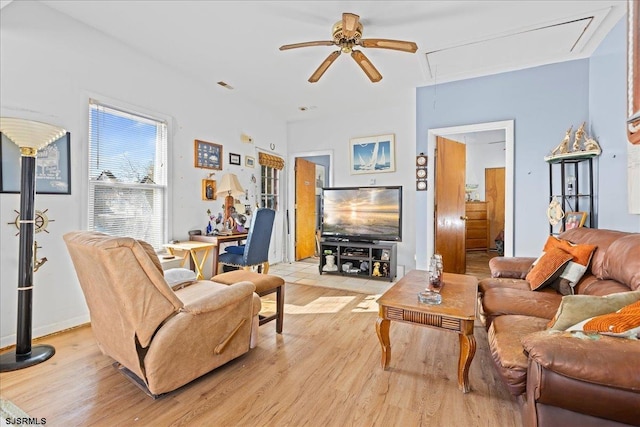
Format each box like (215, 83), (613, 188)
(427, 120), (514, 270)
(288, 152), (332, 262)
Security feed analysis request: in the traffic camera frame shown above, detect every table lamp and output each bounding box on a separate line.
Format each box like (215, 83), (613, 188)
(0, 117), (66, 371)
(216, 173), (245, 231)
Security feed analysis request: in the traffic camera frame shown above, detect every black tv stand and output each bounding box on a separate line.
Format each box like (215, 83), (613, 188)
(319, 240), (397, 282)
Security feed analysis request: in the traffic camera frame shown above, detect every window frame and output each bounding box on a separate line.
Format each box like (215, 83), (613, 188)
(260, 164), (280, 211)
(87, 98), (170, 249)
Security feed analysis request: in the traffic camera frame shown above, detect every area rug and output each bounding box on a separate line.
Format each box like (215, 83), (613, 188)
(0, 398), (30, 424)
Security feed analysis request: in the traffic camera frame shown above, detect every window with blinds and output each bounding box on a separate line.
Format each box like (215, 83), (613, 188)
(88, 100), (168, 248)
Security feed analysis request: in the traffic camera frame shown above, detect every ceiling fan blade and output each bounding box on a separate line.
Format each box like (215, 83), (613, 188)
(359, 38), (418, 53)
(279, 40), (335, 51)
(351, 50), (382, 83)
(342, 13), (360, 39)
(308, 51), (341, 83)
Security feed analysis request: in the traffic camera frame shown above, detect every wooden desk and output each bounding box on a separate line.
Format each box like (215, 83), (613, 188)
(163, 241), (216, 280)
(190, 233), (248, 276)
(376, 270), (478, 393)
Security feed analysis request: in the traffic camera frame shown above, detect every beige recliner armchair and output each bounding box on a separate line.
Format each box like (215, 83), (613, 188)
(64, 231), (261, 396)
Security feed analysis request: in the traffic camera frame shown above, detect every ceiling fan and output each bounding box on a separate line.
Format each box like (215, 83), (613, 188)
(279, 12), (418, 83)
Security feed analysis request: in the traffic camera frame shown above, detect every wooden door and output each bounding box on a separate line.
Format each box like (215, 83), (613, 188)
(485, 167), (505, 250)
(435, 136), (466, 273)
(295, 158), (317, 260)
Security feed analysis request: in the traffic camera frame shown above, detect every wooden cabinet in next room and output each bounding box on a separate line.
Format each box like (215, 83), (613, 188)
(465, 201), (488, 251)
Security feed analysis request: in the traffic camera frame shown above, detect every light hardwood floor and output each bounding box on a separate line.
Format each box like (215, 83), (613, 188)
(1, 258), (520, 426)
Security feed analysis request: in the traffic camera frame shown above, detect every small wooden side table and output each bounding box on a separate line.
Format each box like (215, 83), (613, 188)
(163, 241), (216, 280)
(376, 269), (478, 393)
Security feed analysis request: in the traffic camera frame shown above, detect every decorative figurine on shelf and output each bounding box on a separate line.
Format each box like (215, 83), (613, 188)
(584, 135), (602, 154)
(381, 262), (389, 277)
(372, 261), (382, 277)
(323, 254), (338, 272)
(545, 123), (602, 162)
(572, 122), (586, 152)
(551, 125), (573, 156)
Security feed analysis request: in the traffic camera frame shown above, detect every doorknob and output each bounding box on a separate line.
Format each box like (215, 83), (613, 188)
(460, 216), (469, 221)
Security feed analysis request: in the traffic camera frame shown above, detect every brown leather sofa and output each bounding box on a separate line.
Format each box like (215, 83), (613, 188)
(64, 231), (261, 396)
(478, 228), (640, 427)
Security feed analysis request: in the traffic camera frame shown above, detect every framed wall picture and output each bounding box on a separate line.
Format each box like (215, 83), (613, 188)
(202, 179), (216, 200)
(349, 133), (395, 174)
(229, 153), (241, 165)
(564, 211), (587, 230)
(194, 139), (222, 170)
(1, 131), (72, 194)
(245, 156), (255, 168)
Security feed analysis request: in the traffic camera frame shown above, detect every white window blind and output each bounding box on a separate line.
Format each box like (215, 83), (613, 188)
(88, 100), (168, 248)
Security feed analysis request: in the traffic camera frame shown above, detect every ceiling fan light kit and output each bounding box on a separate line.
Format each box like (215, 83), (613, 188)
(280, 12), (418, 83)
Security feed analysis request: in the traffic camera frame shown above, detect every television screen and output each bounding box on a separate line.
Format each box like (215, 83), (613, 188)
(321, 186), (402, 242)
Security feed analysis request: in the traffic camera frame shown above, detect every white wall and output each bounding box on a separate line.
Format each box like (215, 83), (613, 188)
(465, 143), (506, 201)
(287, 92), (417, 273)
(0, 1), (287, 347)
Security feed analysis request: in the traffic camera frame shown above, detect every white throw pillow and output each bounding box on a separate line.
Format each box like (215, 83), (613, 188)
(164, 268), (197, 290)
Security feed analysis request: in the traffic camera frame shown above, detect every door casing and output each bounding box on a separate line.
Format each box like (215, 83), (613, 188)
(287, 150), (333, 264)
(427, 120), (514, 261)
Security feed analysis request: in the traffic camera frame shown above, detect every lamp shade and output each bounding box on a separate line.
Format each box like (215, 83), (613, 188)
(216, 173), (245, 198)
(0, 117), (66, 150)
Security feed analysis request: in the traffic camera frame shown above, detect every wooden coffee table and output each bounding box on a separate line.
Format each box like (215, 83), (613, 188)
(376, 269), (478, 393)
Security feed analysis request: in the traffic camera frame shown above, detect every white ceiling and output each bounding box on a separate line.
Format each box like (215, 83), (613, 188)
(23, 1), (627, 122)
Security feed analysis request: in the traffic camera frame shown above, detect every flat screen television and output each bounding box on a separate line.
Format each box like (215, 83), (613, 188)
(321, 186), (402, 242)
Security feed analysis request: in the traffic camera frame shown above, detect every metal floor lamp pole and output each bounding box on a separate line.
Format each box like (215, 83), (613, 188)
(0, 118), (63, 372)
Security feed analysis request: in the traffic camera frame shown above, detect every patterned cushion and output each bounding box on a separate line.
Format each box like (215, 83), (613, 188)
(548, 290), (640, 330)
(543, 236), (597, 294)
(583, 300), (640, 335)
(526, 247), (573, 291)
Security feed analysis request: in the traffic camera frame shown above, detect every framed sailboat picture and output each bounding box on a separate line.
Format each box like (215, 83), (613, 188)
(349, 134), (396, 175)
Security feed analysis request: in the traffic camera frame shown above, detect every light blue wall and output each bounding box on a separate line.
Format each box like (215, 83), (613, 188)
(589, 17), (640, 231)
(417, 60), (590, 256)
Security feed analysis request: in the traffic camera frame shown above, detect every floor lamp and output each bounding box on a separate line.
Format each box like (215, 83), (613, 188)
(0, 117), (66, 372)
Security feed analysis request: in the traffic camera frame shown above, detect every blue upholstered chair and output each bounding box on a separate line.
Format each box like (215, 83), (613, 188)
(219, 208), (276, 274)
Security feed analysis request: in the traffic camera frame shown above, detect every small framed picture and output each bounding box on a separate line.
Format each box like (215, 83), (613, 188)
(380, 249), (390, 261)
(245, 156), (255, 168)
(564, 211), (587, 230)
(229, 153), (241, 165)
(202, 179), (216, 200)
(194, 140), (222, 170)
(349, 133), (396, 175)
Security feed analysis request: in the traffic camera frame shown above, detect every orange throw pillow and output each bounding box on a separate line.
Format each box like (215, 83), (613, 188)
(543, 236), (597, 266)
(526, 247), (573, 291)
(542, 236), (597, 293)
(583, 300), (640, 334)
